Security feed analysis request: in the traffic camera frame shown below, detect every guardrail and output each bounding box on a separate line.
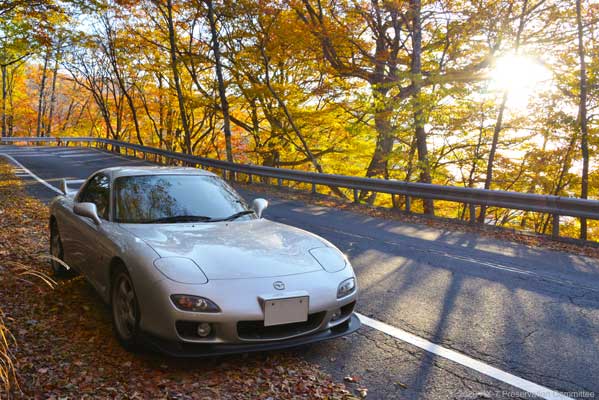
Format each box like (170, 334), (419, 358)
(2, 136), (598, 240)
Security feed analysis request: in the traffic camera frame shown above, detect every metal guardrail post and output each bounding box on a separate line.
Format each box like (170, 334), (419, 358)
(353, 189), (359, 204)
(405, 196), (411, 213)
(469, 204), (476, 224)
(552, 214), (560, 238)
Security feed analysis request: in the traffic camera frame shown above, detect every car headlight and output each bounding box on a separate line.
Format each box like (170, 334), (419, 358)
(170, 295), (221, 312)
(337, 277), (356, 298)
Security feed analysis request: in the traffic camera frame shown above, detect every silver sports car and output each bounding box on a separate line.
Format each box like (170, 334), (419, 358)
(49, 166), (359, 355)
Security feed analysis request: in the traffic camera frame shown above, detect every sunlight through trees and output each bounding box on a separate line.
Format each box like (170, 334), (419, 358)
(0, 0), (597, 238)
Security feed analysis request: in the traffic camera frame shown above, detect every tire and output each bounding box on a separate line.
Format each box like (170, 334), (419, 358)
(49, 221), (69, 276)
(111, 266), (142, 351)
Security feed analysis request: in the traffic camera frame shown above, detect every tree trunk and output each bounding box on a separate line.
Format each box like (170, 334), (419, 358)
(60, 99), (74, 132)
(157, 73), (166, 147)
(70, 97), (88, 132)
(483, 91), (507, 191)
(576, 0), (589, 240)
(404, 136), (417, 182)
(364, 85), (394, 179)
(7, 83), (13, 137)
(46, 55), (59, 137)
(410, 0), (434, 215)
(479, 0), (528, 223)
(113, 58), (143, 145)
(36, 50), (50, 137)
(478, 91), (507, 223)
(206, 0), (233, 162)
(461, 111), (485, 220)
(1, 65), (6, 137)
(166, 0), (192, 153)
(124, 89), (143, 145)
(468, 111), (485, 189)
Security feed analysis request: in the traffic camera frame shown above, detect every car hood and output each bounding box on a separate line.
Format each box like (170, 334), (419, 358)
(120, 219), (329, 280)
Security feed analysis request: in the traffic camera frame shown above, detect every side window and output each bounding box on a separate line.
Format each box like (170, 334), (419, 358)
(78, 174), (110, 220)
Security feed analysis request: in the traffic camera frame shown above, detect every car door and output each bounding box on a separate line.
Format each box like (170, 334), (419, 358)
(70, 173), (112, 286)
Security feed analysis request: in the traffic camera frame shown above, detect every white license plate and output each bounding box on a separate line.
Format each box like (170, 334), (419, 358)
(264, 296), (309, 327)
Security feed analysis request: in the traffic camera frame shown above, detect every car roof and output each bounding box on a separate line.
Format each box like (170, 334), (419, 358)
(95, 166), (218, 179)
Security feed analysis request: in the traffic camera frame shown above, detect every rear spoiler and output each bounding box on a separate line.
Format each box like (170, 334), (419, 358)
(60, 179), (86, 196)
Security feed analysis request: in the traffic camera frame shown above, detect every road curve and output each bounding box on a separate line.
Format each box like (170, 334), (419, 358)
(2, 145), (598, 400)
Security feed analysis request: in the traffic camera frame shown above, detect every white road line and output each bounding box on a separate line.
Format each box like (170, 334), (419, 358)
(356, 313), (573, 400)
(0, 149), (577, 400)
(0, 153), (62, 194)
(57, 154), (100, 158)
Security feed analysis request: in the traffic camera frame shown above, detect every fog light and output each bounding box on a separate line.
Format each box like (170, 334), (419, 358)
(331, 308), (342, 321)
(196, 322), (212, 337)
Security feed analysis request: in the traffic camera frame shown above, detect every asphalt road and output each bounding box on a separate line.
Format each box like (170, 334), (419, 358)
(2, 145), (599, 400)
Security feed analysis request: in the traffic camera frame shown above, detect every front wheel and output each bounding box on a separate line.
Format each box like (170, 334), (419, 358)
(111, 267), (142, 351)
(50, 221), (69, 276)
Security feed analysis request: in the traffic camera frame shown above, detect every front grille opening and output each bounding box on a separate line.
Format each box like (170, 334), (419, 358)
(237, 311), (326, 340)
(340, 301), (356, 318)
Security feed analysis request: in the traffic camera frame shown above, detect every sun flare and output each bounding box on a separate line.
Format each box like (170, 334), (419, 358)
(490, 53), (552, 110)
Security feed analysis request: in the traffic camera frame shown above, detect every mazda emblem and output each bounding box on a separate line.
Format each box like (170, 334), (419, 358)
(273, 281), (285, 290)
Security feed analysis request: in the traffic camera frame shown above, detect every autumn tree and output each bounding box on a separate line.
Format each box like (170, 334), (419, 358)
(2, 0), (598, 239)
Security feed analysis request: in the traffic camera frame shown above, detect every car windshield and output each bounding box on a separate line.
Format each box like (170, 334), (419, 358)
(113, 174), (253, 224)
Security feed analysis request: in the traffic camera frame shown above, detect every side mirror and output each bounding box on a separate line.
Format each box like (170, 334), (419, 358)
(74, 202), (101, 225)
(252, 198), (268, 218)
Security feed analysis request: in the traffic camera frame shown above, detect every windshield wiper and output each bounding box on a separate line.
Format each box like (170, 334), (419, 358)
(146, 211), (254, 224)
(147, 215), (214, 223)
(212, 210), (255, 222)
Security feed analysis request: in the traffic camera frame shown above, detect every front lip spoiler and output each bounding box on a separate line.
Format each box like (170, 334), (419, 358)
(141, 313), (361, 358)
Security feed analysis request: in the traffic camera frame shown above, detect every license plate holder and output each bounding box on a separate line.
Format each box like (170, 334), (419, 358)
(264, 296), (309, 327)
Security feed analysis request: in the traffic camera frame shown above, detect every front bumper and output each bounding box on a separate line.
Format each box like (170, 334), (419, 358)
(139, 268), (359, 344)
(141, 313), (361, 357)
